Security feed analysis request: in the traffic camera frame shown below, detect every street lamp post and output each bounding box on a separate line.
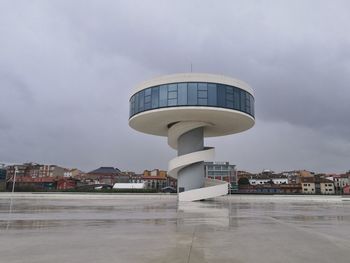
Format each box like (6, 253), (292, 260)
(7, 167), (18, 230)
(11, 167), (18, 193)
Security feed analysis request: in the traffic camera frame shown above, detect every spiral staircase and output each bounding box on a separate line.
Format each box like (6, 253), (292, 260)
(167, 121), (229, 202)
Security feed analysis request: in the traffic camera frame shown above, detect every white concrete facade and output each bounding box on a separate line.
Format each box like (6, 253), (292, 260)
(327, 176), (349, 189)
(302, 182), (316, 194)
(249, 178), (289, 185)
(129, 106), (254, 137)
(320, 182), (335, 195)
(113, 183), (146, 189)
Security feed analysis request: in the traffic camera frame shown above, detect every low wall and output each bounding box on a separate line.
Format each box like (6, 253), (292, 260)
(0, 192), (177, 200)
(217, 194), (349, 202)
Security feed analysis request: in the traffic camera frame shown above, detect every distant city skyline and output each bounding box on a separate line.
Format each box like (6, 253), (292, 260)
(1, 1), (350, 173)
(1, 160), (348, 177)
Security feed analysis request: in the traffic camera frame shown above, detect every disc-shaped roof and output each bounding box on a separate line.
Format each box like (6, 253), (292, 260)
(131, 73), (254, 96)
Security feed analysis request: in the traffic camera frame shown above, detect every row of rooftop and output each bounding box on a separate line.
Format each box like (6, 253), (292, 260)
(1, 162), (350, 194)
(0, 163), (176, 192)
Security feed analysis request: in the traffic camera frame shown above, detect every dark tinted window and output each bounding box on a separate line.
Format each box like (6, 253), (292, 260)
(208, 84), (217, 106)
(233, 89), (240, 110)
(217, 84), (226, 107)
(159, 85), (167, 107)
(178, 83), (187, 105)
(130, 82), (254, 118)
(188, 83), (198, 105)
(240, 91), (246, 112)
(151, 86), (159, 109)
(138, 91), (144, 111)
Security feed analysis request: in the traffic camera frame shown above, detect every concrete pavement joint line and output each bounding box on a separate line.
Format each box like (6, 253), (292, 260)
(266, 216), (350, 249)
(187, 228), (196, 263)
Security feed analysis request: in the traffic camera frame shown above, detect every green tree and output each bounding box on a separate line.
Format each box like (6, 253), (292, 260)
(238, 177), (250, 185)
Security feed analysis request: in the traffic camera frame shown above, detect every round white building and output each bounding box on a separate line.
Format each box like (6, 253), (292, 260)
(129, 73), (255, 201)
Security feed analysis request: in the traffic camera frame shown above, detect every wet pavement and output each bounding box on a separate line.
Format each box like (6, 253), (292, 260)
(0, 193), (350, 263)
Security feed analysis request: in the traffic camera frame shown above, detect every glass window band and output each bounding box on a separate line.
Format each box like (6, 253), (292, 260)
(129, 82), (254, 119)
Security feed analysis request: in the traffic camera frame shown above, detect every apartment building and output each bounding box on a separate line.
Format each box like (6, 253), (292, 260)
(319, 179), (335, 195)
(142, 169), (168, 191)
(204, 162), (236, 186)
(0, 164), (6, 191)
(301, 177), (316, 194)
(326, 174), (349, 193)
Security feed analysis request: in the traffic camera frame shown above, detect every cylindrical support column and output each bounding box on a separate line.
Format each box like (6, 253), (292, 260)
(177, 127), (204, 193)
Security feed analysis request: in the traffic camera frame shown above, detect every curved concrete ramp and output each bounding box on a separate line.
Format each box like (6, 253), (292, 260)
(179, 178), (229, 202)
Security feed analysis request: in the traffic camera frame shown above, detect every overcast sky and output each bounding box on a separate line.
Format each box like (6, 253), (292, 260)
(1, 0), (349, 173)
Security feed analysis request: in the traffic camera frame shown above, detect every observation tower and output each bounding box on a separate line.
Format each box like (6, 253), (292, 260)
(129, 73), (255, 201)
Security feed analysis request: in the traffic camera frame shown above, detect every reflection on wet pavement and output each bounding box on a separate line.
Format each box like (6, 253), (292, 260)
(1, 194), (350, 263)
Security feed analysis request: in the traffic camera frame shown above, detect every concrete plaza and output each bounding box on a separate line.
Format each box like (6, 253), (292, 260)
(1, 193), (350, 262)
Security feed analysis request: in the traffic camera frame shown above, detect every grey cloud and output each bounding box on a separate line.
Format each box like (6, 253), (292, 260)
(0, 72), (34, 102)
(0, 0), (349, 173)
(0, 114), (11, 130)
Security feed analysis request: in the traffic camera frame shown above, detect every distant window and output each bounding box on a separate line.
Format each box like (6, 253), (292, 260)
(168, 84), (177, 92)
(233, 89), (240, 110)
(145, 88), (151, 96)
(217, 84), (226, 107)
(226, 87), (233, 108)
(168, 98), (177, 106)
(159, 85), (167, 107)
(188, 83), (198, 105)
(208, 84), (217, 106)
(240, 91), (246, 112)
(178, 83), (187, 105)
(168, 91), (177, 99)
